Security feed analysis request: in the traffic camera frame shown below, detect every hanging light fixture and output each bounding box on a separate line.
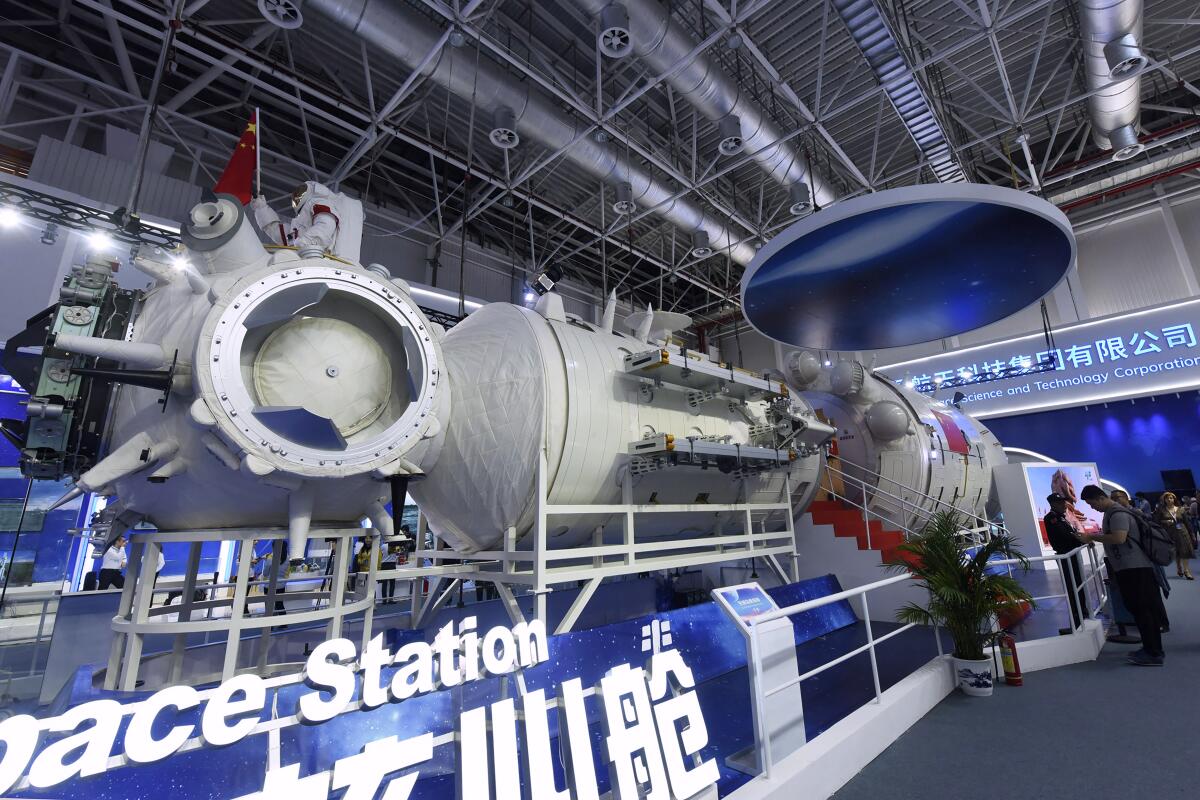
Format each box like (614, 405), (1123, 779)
(598, 4), (632, 58)
(612, 181), (636, 215)
(788, 182), (812, 215)
(489, 106), (519, 149)
(718, 115), (743, 156)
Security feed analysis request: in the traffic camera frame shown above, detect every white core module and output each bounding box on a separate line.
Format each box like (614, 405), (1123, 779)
(49, 195), (834, 564)
(785, 351), (1008, 528)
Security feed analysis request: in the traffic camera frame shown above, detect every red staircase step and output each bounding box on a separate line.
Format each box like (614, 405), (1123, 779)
(808, 498), (910, 563)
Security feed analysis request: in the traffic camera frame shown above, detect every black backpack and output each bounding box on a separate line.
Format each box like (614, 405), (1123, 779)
(1120, 508), (1176, 567)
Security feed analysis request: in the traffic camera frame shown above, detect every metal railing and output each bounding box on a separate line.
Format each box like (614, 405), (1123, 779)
(989, 543), (1109, 630)
(819, 465), (992, 552)
(742, 544), (1108, 779)
(828, 456), (1002, 534)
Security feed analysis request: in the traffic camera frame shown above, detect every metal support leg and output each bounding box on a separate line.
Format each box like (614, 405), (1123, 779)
(493, 582), (527, 626)
(361, 535), (380, 654)
(169, 542), (203, 684)
(120, 540), (160, 692)
(258, 540), (283, 672)
(104, 541), (143, 691)
(554, 577), (601, 635)
(327, 533), (349, 641)
(223, 542), (254, 681)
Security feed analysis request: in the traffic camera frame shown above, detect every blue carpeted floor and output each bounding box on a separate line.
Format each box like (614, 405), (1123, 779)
(832, 565), (1200, 799)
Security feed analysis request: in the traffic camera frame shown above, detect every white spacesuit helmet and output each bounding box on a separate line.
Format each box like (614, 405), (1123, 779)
(290, 183), (311, 213)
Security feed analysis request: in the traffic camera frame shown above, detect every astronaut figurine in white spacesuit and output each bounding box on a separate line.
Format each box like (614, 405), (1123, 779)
(251, 180), (365, 264)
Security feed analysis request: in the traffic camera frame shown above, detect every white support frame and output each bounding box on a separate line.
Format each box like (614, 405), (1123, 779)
(105, 526), (370, 691)
(386, 448), (801, 634)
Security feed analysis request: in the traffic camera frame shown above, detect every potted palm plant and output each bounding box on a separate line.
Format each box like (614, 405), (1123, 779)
(885, 510), (1033, 696)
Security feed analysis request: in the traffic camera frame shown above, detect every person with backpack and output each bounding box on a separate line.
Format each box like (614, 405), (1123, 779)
(1112, 490), (1171, 634)
(1154, 492), (1195, 579)
(1080, 484), (1169, 666)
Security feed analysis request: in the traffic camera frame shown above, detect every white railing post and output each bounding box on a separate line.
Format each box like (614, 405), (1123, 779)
(860, 593), (883, 703)
(749, 620), (773, 779)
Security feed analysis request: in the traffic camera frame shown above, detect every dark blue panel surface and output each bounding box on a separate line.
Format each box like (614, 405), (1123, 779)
(743, 196), (1073, 350)
(985, 390), (1200, 494)
(22, 577), (858, 799)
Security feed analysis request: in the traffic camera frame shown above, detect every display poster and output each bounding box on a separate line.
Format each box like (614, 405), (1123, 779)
(1025, 463), (1104, 545)
(715, 583), (779, 625)
(878, 297), (1200, 418)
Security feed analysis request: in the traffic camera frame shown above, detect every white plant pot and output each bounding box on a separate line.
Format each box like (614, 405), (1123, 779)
(952, 657), (994, 697)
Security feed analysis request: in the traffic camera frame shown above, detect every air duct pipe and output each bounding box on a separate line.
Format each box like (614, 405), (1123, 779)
(307, 0), (756, 265)
(1078, 0), (1148, 161)
(575, 0), (838, 208)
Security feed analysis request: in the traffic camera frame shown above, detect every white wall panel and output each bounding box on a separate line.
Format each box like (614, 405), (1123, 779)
(1170, 195), (1200, 280)
(1076, 209), (1184, 316)
(28, 136), (200, 224)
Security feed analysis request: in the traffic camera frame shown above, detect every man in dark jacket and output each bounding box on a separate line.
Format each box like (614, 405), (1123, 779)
(1045, 493), (1088, 631)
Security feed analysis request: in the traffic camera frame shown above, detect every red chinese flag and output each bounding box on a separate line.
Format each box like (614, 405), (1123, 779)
(213, 111), (257, 204)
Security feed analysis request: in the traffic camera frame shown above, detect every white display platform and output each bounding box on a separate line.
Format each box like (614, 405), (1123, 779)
(726, 619), (1107, 800)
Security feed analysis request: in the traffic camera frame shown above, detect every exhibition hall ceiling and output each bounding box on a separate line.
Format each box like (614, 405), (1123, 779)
(0, 0), (1198, 324)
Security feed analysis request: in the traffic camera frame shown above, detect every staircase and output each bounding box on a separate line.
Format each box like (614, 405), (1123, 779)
(794, 497), (927, 622)
(807, 499), (912, 566)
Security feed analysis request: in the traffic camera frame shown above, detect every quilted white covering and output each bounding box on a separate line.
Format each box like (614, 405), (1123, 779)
(410, 304), (546, 552)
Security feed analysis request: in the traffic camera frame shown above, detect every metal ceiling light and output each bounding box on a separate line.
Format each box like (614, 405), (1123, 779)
(1108, 124), (1145, 161)
(489, 106), (519, 149)
(599, 3), (633, 58)
(1104, 33), (1148, 79)
(258, 0), (304, 29)
(718, 115), (743, 156)
(788, 182), (812, 215)
(613, 181), (636, 215)
(691, 231), (712, 258)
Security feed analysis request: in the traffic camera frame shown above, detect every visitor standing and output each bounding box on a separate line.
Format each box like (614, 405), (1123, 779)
(1080, 485), (1164, 666)
(1134, 492), (1153, 515)
(97, 536), (127, 590)
(1111, 490), (1170, 633)
(1154, 492), (1194, 580)
(1043, 493), (1088, 631)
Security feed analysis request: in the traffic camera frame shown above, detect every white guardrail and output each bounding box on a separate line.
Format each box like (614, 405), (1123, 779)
(742, 542), (1108, 779)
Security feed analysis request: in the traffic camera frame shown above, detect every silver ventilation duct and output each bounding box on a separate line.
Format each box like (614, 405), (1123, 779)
(831, 0), (967, 183)
(575, 0), (838, 207)
(1078, 0), (1147, 161)
(308, 0), (756, 265)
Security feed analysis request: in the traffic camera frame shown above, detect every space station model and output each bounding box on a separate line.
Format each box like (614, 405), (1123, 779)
(2, 193), (1005, 569)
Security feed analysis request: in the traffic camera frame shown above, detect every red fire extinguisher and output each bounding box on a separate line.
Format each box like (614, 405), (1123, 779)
(999, 632), (1023, 686)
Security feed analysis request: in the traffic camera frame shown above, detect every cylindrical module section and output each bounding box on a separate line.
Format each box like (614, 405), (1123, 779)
(410, 303), (827, 553)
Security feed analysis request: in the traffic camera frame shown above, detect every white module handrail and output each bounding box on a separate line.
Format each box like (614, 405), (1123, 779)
(821, 481), (990, 551)
(824, 462), (995, 542)
(828, 457), (1001, 533)
(742, 544), (1108, 779)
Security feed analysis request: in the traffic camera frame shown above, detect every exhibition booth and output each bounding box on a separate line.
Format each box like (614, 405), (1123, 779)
(5, 0), (1200, 793)
(0, 176), (1132, 800)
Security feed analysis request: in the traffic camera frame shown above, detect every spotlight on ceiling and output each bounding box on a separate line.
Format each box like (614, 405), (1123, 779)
(598, 3), (632, 59)
(1104, 33), (1148, 80)
(1108, 124), (1145, 162)
(612, 181), (636, 215)
(489, 106), (519, 149)
(0, 206), (20, 229)
(718, 115), (743, 156)
(87, 230), (115, 253)
(41, 222), (58, 245)
(788, 182), (812, 215)
(691, 230), (712, 258)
